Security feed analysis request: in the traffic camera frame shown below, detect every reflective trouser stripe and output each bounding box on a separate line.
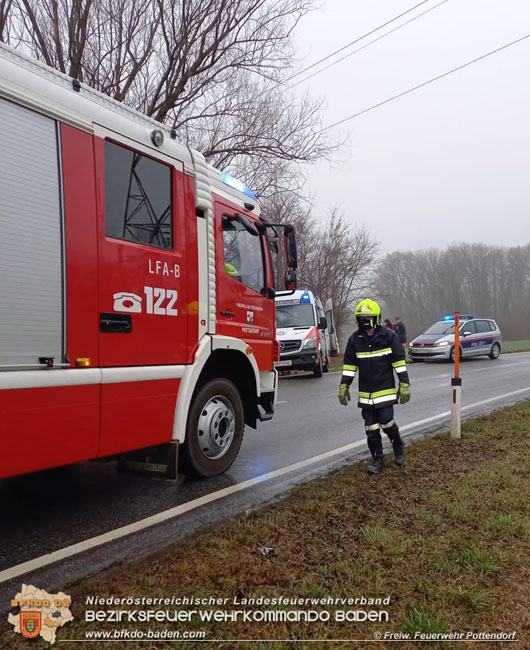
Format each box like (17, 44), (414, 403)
(343, 364), (358, 371)
(381, 419), (396, 429)
(395, 366), (408, 374)
(392, 360), (407, 368)
(365, 423), (380, 431)
(342, 370), (356, 377)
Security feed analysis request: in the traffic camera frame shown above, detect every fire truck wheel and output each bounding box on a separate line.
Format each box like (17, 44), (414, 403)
(182, 378), (244, 478)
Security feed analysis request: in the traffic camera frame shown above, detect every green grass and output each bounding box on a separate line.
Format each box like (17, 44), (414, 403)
(501, 339), (530, 353)
(5, 401), (530, 650)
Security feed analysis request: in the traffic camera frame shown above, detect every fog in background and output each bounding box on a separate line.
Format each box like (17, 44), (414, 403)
(293, 0), (530, 254)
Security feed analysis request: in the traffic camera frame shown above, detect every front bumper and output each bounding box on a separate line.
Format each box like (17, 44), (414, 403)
(409, 345), (451, 360)
(274, 349), (319, 371)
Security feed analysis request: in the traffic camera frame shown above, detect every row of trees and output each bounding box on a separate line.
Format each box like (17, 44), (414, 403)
(376, 243), (530, 340)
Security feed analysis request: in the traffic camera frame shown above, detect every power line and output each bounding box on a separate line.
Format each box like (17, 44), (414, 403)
(286, 0), (434, 83)
(324, 33), (530, 131)
(291, 0), (449, 88)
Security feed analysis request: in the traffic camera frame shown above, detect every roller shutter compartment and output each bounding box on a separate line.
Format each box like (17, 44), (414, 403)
(0, 98), (64, 367)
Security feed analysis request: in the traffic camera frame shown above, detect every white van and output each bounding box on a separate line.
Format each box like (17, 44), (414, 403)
(275, 290), (333, 377)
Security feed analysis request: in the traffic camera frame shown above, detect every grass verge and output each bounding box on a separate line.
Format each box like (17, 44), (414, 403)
(4, 402), (530, 649)
(501, 339), (530, 354)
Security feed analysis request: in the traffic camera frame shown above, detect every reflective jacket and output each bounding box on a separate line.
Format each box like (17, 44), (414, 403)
(340, 325), (410, 409)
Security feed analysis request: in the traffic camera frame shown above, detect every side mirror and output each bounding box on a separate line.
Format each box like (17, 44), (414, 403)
(462, 331), (471, 337)
(261, 286), (276, 299)
(284, 268), (297, 291)
(284, 226), (298, 269)
(236, 213), (259, 236)
(319, 316), (327, 330)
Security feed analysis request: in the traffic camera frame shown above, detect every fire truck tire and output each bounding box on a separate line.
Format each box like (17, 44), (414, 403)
(313, 355), (323, 378)
(182, 378), (244, 478)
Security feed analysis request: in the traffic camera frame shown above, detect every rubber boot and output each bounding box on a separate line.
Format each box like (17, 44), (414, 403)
(383, 423), (406, 467)
(392, 438), (406, 466)
(366, 431), (384, 474)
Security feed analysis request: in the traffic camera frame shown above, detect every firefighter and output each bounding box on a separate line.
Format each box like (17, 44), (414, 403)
(338, 298), (411, 474)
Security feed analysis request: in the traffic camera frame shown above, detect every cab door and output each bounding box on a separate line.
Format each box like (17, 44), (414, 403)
(96, 136), (188, 367)
(215, 201), (274, 370)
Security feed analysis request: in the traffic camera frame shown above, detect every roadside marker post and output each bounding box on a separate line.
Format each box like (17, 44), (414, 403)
(451, 311), (462, 439)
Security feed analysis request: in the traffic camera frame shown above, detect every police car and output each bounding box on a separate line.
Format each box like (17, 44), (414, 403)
(408, 315), (502, 362)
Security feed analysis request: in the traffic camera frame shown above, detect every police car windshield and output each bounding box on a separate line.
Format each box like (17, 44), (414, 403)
(276, 304), (315, 328)
(424, 322), (456, 335)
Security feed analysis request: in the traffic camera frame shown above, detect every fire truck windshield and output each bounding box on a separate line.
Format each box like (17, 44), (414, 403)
(276, 303), (315, 328)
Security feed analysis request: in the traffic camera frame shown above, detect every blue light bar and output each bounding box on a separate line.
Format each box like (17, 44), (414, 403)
(442, 314), (475, 321)
(300, 292), (311, 304)
(221, 172), (257, 201)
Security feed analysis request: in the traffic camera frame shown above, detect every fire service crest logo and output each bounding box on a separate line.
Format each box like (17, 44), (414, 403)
(9, 584), (73, 645)
(20, 611), (41, 638)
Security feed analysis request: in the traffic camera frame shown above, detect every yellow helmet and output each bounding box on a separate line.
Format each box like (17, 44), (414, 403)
(354, 298), (381, 327)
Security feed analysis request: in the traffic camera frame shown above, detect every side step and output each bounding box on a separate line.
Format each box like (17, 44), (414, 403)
(257, 391), (275, 422)
(118, 441), (179, 480)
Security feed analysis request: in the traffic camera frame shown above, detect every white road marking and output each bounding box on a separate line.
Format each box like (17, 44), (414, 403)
(1, 386), (529, 584)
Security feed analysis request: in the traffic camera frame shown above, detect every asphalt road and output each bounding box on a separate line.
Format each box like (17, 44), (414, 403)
(1, 351), (530, 605)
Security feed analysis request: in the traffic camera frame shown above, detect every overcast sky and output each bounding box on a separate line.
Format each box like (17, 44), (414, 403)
(292, 0), (530, 255)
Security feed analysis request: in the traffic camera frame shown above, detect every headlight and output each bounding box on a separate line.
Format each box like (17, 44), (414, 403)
(409, 341), (415, 347)
(434, 341), (449, 347)
(303, 336), (317, 350)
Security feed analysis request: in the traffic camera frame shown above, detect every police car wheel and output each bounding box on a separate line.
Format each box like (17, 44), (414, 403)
(450, 346), (462, 363)
(489, 342), (501, 360)
(182, 378), (244, 478)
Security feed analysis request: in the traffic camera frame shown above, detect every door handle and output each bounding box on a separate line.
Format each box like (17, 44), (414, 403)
(220, 310), (235, 317)
(100, 313), (132, 333)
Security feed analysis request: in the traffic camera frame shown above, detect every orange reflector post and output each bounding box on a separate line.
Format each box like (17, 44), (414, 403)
(451, 311), (462, 439)
(76, 358), (91, 367)
(454, 312), (460, 378)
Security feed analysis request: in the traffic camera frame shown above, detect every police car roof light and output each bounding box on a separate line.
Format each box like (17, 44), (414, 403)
(442, 314), (475, 322)
(300, 292), (311, 304)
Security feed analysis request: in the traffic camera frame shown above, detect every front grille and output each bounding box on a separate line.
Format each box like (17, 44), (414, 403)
(280, 340), (302, 353)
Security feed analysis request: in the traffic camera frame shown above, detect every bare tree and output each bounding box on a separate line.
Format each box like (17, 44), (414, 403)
(3, 0), (336, 178)
(0, 0), (13, 41)
(285, 207), (377, 337)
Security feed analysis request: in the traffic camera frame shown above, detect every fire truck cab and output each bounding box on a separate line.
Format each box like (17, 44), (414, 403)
(0, 43), (296, 480)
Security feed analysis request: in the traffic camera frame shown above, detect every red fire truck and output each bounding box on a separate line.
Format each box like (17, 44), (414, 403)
(0, 43), (297, 480)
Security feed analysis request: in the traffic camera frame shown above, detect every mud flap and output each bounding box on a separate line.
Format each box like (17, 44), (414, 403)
(118, 441), (179, 480)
